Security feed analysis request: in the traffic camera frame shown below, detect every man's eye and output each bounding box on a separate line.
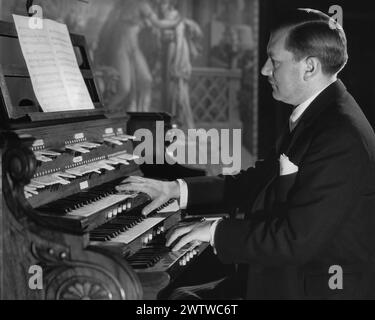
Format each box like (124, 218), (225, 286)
(271, 59), (280, 67)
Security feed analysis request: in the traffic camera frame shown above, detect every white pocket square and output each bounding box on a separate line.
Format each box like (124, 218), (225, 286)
(279, 154), (299, 176)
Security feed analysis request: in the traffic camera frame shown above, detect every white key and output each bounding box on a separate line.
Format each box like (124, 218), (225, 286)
(110, 217), (165, 244)
(104, 138), (123, 146)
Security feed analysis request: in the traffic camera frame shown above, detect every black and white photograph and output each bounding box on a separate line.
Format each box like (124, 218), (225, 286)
(0, 0), (374, 304)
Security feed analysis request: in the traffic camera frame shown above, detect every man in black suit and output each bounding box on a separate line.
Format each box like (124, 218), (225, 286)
(118, 9), (375, 299)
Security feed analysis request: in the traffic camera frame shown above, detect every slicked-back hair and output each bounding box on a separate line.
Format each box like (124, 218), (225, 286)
(271, 8), (348, 75)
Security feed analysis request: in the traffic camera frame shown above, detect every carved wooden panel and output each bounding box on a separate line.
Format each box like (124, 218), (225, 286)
(190, 67), (241, 126)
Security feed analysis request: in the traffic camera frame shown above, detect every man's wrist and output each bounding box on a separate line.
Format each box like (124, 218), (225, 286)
(209, 219), (222, 247)
(169, 180), (180, 199)
(176, 179), (188, 209)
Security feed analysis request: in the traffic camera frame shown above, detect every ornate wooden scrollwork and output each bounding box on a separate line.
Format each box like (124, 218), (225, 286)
(3, 140), (36, 185)
(2, 132), (38, 222)
(31, 241), (142, 300)
(57, 278), (113, 300)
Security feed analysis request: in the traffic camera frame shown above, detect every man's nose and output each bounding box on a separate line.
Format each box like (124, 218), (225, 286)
(261, 58), (273, 77)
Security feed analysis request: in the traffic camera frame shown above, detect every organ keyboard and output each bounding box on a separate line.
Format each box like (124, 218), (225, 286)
(0, 19), (207, 300)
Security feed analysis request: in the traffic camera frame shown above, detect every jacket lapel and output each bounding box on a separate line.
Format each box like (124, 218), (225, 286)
(249, 80), (347, 214)
(283, 79), (347, 161)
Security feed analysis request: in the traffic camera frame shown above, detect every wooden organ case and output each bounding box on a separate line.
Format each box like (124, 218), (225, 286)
(0, 20), (207, 300)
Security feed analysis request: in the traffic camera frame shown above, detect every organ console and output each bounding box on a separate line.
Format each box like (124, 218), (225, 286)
(0, 19), (208, 300)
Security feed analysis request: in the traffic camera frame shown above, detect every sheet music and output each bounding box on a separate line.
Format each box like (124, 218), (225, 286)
(13, 15), (94, 112)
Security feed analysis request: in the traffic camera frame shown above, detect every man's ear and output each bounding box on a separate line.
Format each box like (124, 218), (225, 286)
(303, 56), (320, 81)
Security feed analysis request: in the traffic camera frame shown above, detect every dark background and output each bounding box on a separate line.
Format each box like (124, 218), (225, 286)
(258, 0), (375, 158)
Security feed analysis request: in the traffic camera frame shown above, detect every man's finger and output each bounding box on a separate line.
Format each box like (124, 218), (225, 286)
(164, 223), (184, 240)
(142, 198), (166, 216)
(116, 182), (141, 190)
(165, 226), (192, 247)
(165, 221), (194, 239)
(171, 233), (194, 252)
(116, 183), (145, 193)
(120, 176), (145, 184)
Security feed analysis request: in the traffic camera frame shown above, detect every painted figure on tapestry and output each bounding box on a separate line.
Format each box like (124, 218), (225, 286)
(160, 0), (202, 128)
(96, 0), (181, 113)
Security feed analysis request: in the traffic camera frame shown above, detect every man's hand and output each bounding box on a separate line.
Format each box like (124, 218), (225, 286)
(165, 220), (212, 251)
(115, 176), (180, 216)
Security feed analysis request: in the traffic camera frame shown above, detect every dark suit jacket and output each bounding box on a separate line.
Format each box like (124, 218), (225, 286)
(184, 80), (375, 299)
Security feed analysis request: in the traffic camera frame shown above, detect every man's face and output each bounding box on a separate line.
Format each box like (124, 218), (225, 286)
(159, 0), (170, 12)
(261, 29), (306, 106)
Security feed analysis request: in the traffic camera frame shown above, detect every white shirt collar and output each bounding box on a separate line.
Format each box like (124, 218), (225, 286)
(289, 82), (334, 131)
